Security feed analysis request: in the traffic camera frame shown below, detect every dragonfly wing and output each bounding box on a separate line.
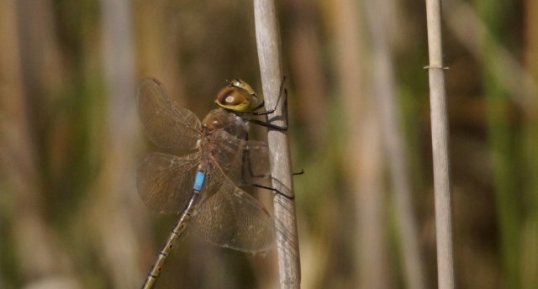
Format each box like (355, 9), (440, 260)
(138, 78), (201, 154)
(205, 129), (245, 183)
(227, 140), (271, 186)
(190, 162), (274, 252)
(243, 140), (271, 179)
(137, 152), (200, 214)
(208, 130), (271, 185)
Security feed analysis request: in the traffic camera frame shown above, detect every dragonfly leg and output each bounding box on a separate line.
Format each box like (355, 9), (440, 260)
(239, 136), (272, 187)
(250, 76), (287, 116)
(240, 134), (303, 188)
(238, 146), (284, 197)
(249, 117), (288, 131)
(242, 145), (269, 180)
(249, 182), (295, 200)
(244, 77), (289, 131)
(242, 142), (304, 178)
(242, 149), (303, 179)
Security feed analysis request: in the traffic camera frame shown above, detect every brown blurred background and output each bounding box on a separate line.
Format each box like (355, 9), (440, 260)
(1, 0), (537, 289)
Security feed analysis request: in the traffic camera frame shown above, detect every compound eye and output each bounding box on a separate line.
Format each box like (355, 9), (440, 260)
(224, 94), (237, 104)
(215, 87), (250, 111)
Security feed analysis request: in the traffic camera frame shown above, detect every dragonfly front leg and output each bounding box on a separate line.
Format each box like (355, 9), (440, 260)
(245, 77), (289, 131)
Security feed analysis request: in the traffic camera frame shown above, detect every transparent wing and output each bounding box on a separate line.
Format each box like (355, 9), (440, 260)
(225, 140), (293, 198)
(137, 152), (200, 214)
(190, 159), (274, 252)
(206, 128), (271, 183)
(226, 139), (271, 186)
(205, 129), (245, 178)
(242, 140), (271, 179)
(137, 78), (202, 154)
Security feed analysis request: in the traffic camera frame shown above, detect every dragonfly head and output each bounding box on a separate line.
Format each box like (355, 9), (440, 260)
(215, 79), (264, 112)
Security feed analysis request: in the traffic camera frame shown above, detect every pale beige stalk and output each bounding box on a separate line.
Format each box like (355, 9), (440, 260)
(254, 1), (301, 289)
(425, 1), (455, 289)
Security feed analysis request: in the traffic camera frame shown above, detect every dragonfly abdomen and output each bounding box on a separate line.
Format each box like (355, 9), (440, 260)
(141, 190), (200, 289)
(142, 170), (206, 289)
(193, 170), (206, 192)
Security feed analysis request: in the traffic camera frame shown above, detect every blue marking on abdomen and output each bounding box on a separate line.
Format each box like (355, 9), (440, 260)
(193, 170), (206, 192)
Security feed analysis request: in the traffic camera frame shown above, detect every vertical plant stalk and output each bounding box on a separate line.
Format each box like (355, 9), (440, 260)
(424, 1), (455, 289)
(364, 0), (427, 288)
(96, 0), (143, 288)
(333, 0), (388, 288)
(254, 1), (301, 289)
(6, 0), (74, 286)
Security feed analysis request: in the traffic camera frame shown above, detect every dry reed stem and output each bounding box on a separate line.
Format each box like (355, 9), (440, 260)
(425, 1), (455, 289)
(364, 0), (427, 287)
(96, 0), (144, 287)
(253, 1), (301, 289)
(5, 0), (76, 286)
(333, 0), (388, 287)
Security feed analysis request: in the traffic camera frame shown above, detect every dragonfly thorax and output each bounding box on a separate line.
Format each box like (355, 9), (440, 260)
(200, 108), (249, 175)
(201, 108), (249, 139)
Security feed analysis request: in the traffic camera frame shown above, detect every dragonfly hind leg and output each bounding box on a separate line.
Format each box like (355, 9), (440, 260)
(242, 180), (294, 200)
(239, 146), (296, 200)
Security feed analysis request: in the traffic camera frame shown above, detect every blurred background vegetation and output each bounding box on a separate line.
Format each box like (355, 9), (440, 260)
(0, 0), (537, 289)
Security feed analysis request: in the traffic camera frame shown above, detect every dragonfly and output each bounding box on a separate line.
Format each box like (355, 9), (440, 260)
(137, 78), (284, 289)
